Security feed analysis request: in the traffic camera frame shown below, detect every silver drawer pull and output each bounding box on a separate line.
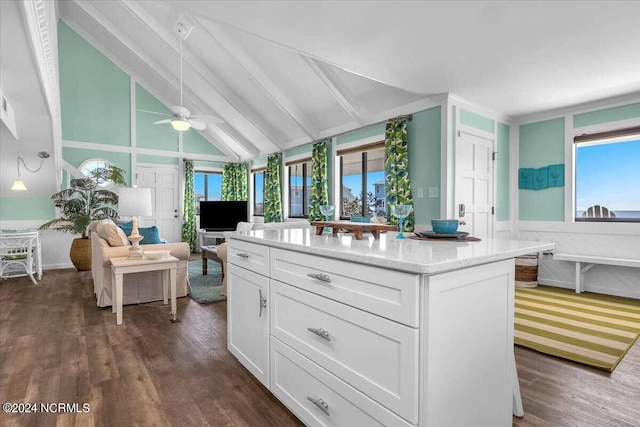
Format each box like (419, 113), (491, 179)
(307, 396), (330, 416)
(307, 272), (331, 283)
(307, 327), (331, 341)
(258, 289), (267, 317)
(236, 252), (250, 258)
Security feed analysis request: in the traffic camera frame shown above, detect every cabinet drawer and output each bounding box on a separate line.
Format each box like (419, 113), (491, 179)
(228, 239), (269, 276)
(271, 338), (413, 427)
(270, 248), (419, 327)
(270, 280), (418, 423)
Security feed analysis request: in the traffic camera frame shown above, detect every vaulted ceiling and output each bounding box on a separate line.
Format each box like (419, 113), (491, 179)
(58, 0), (640, 161)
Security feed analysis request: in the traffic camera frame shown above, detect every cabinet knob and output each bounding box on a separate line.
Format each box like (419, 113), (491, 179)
(307, 396), (330, 416)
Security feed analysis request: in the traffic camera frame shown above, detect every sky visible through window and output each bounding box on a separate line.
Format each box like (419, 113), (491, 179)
(343, 171), (385, 198)
(575, 138), (640, 218)
(194, 172), (222, 201)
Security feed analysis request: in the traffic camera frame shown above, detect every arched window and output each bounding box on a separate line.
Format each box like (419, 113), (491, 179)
(79, 159), (112, 188)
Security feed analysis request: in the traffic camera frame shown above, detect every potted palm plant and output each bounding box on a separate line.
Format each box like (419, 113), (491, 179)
(39, 165), (126, 271)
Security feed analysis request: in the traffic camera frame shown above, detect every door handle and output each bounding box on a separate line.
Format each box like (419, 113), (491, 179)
(236, 252), (250, 258)
(459, 203), (466, 218)
(258, 289), (267, 317)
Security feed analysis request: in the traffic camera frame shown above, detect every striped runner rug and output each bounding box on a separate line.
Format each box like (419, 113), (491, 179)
(515, 286), (640, 372)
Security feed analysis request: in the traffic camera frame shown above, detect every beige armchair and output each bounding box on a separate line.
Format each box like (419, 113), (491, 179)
(88, 220), (190, 307)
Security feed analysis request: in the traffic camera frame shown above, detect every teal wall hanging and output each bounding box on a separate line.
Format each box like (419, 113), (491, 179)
(519, 164), (564, 190)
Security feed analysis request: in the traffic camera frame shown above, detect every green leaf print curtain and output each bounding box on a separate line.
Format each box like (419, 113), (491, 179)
(264, 154), (283, 222)
(385, 118), (415, 232)
(181, 160), (197, 252)
(308, 140), (329, 222)
(222, 163), (248, 201)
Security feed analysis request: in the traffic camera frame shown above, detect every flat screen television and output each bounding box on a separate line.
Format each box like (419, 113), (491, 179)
(199, 200), (248, 231)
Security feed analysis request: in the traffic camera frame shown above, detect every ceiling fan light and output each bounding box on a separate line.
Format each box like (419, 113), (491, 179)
(11, 180), (28, 191)
(171, 119), (190, 131)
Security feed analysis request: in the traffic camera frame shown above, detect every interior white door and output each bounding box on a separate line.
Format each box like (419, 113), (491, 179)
(455, 130), (495, 238)
(136, 166), (180, 243)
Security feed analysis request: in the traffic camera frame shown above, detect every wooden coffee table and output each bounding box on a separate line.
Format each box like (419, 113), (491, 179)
(310, 221), (397, 240)
(201, 245), (224, 277)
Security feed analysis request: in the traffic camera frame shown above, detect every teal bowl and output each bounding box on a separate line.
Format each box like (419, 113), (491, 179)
(431, 219), (459, 234)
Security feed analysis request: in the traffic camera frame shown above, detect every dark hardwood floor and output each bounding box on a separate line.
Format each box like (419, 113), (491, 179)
(1, 267), (639, 426)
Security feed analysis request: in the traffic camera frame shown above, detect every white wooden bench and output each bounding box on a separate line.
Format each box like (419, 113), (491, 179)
(553, 253), (640, 293)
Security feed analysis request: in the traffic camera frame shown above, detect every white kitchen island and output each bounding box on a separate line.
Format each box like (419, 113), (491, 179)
(224, 229), (554, 427)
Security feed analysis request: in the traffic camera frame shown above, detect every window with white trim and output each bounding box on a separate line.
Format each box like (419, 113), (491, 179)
(574, 126), (640, 222)
(252, 169), (265, 216)
(287, 158), (312, 218)
(194, 171), (222, 214)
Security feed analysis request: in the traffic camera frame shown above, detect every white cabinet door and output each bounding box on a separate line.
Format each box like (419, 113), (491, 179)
(227, 264), (270, 387)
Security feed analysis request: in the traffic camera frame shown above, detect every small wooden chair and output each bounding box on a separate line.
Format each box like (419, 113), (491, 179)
(581, 205), (616, 218)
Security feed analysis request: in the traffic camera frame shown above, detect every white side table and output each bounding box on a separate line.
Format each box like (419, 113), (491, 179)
(110, 255), (178, 325)
(197, 229), (226, 251)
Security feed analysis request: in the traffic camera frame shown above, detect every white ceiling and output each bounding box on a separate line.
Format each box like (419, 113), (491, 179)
(0, 0), (56, 198)
(4, 0), (640, 181)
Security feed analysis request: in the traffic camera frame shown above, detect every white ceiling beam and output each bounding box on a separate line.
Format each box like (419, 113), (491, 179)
(120, 0), (284, 152)
(69, 0), (257, 159)
(20, 0), (62, 189)
(201, 20), (319, 141)
(302, 56), (366, 127)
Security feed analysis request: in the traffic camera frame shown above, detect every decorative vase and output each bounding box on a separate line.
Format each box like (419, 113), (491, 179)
(70, 238), (92, 271)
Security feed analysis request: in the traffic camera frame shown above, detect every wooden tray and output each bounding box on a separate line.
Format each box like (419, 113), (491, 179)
(310, 221), (397, 240)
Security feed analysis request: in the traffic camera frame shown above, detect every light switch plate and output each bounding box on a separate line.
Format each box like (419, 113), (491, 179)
(417, 188), (424, 198)
(428, 187), (438, 197)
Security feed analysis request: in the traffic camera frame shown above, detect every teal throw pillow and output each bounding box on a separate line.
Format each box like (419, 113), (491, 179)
(118, 222), (162, 244)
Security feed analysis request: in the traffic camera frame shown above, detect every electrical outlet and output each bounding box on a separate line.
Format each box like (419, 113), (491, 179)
(417, 188), (424, 198)
(428, 187), (438, 198)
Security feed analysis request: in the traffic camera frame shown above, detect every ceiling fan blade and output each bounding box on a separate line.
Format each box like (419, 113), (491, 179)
(189, 120), (207, 131)
(170, 105), (190, 117)
(137, 109), (171, 117)
(153, 119), (172, 125)
(190, 114), (224, 124)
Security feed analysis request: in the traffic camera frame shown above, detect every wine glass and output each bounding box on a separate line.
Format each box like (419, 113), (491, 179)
(319, 205), (335, 233)
(391, 204), (413, 239)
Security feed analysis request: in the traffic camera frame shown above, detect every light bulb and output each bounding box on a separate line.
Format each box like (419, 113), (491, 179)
(171, 119), (190, 131)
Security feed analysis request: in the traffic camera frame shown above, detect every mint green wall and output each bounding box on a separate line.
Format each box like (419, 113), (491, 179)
(58, 21), (130, 146)
(194, 161), (226, 169)
(336, 123), (386, 144)
(496, 123), (510, 221)
(135, 84), (178, 152)
(184, 128), (224, 156)
(63, 147), (131, 186)
(407, 106), (441, 225)
(285, 142), (313, 158)
(252, 156), (268, 166)
(574, 102), (640, 128)
(61, 169), (68, 190)
(0, 197), (55, 221)
(137, 154), (178, 165)
(460, 109), (494, 134)
(519, 118), (565, 221)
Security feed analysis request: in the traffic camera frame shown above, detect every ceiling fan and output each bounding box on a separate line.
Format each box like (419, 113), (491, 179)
(138, 23), (223, 132)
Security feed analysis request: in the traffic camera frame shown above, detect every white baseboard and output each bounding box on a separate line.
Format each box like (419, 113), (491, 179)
(538, 277), (640, 300)
(44, 263), (74, 270)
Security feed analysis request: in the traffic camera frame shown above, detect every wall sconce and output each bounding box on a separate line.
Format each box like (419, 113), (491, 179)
(11, 151), (50, 191)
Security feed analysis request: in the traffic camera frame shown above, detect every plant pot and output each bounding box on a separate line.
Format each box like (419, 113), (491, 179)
(70, 238), (92, 271)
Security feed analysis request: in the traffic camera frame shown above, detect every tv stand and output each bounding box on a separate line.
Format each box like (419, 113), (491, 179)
(197, 229), (226, 251)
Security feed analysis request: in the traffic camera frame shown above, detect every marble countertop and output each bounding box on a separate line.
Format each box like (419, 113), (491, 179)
(225, 229), (554, 274)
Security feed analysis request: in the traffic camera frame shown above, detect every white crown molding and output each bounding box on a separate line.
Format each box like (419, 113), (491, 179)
(119, 0), (282, 152)
(20, 0), (62, 189)
(514, 92), (640, 126)
(64, 0), (251, 160)
(201, 19), (319, 141)
(447, 93), (515, 125)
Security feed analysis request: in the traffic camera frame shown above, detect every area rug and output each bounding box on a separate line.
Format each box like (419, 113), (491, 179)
(515, 286), (640, 372)
(188, 260), (226, 304)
